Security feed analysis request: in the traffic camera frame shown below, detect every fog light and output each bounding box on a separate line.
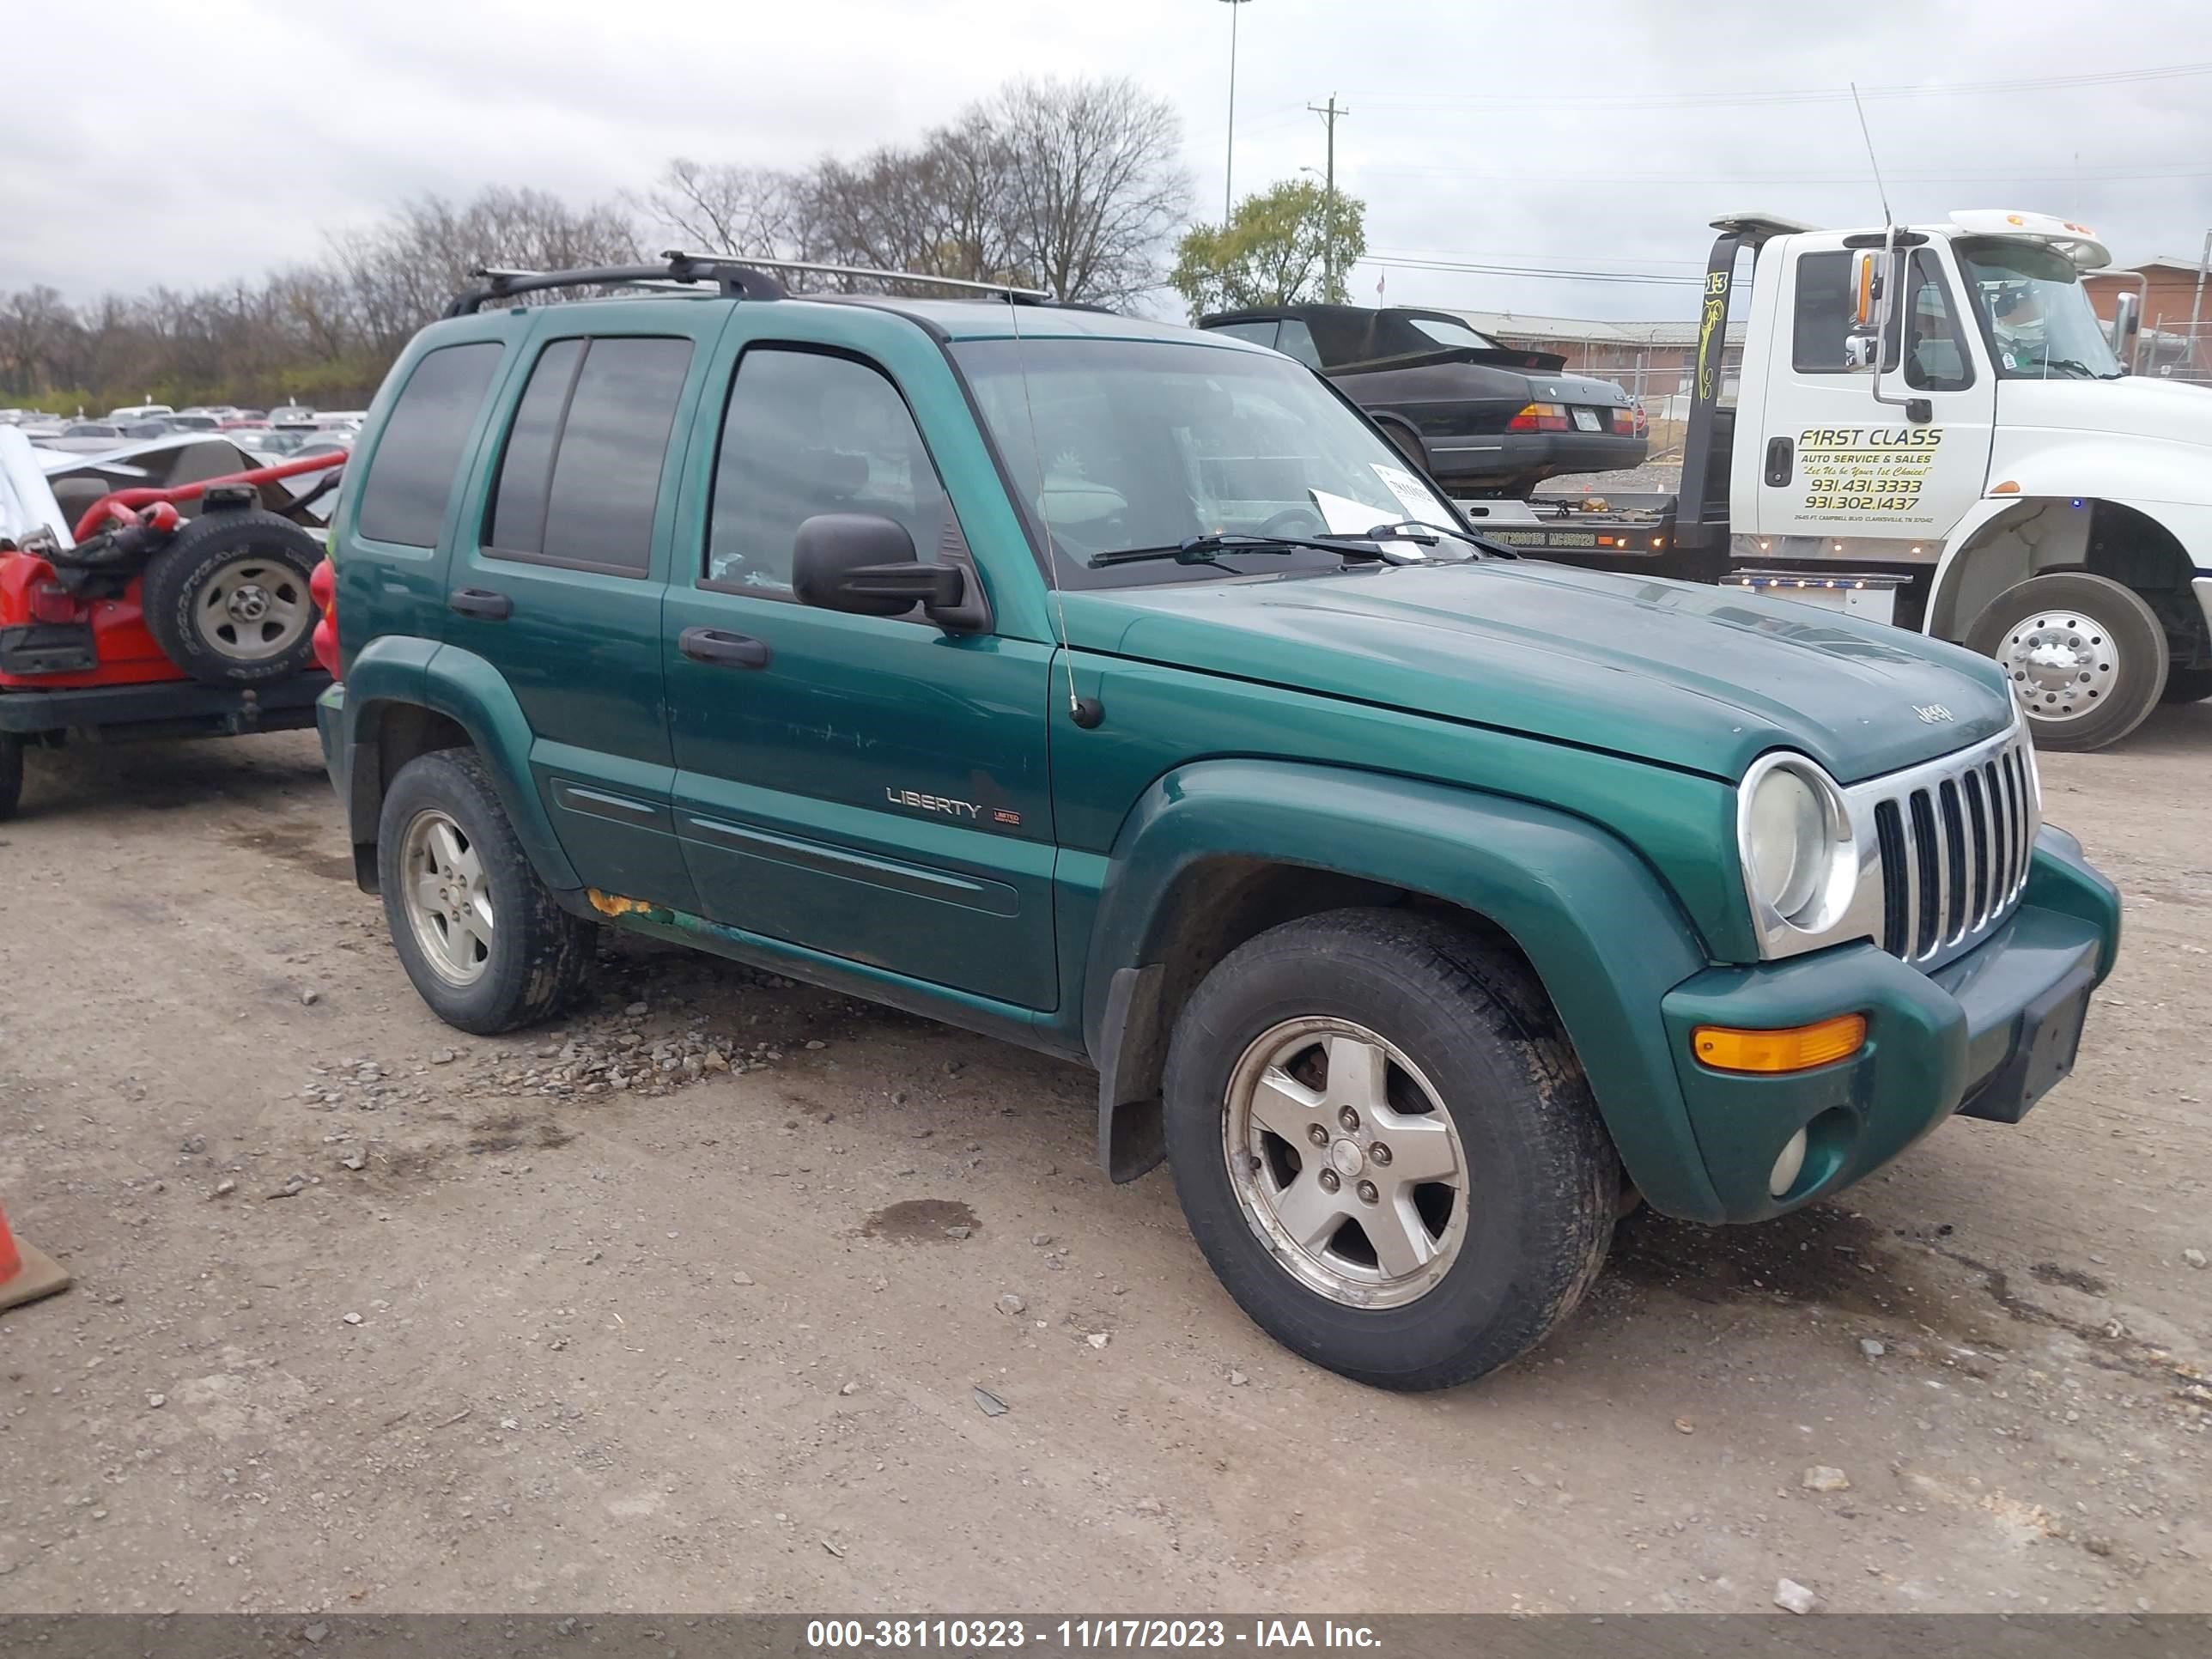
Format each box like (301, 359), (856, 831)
(1692, 1013), (1866, 1073)
(1769, 1128), (1808, 1198)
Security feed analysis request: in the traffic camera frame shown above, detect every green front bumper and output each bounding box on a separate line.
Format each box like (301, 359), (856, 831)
(1656, 825), (2120, 1224)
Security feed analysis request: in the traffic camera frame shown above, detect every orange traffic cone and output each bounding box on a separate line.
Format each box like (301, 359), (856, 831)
(0, 1199), (69, 1313)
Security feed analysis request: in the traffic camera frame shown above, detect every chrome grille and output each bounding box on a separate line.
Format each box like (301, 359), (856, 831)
(1845, 725), (2039, 967)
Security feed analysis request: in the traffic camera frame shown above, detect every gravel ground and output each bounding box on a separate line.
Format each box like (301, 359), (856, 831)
(0, 714), (2207, 1614)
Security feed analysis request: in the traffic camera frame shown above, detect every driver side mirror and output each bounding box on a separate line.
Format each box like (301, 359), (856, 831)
(791, 513), (977, 629)
(2110, 290), (2142, 373)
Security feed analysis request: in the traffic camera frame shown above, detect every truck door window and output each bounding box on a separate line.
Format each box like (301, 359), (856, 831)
(356, 342), (503, 548)
(705, 347), (950, 605)
(483, 336), (692, 576)
(1274, 319), (1324, 370)
(1791, 249), (1971, 391)
(1790, 252), (1857, 374)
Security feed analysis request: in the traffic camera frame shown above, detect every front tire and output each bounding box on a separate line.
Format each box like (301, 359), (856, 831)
(377, 749), (595, 1034)
(1161, 908), (1617, 1391)
(1965, 572), (2166, 752)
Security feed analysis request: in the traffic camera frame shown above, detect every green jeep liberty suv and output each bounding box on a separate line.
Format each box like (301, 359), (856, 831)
(315, 256), (2121, 1391)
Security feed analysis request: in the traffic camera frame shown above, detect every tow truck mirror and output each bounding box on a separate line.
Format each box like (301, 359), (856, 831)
(2110, 290), (2142, 372)
(1850, 251), (1881, 328)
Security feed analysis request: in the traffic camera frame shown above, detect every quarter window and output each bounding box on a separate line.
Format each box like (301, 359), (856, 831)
(705, 348), (951, 602)
(485, 336), (693, 576)
(1274, 319), (1324, 370)
(356, 342), (503, 548)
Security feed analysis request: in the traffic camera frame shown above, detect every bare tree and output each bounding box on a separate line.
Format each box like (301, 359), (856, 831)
(990, 77), (1188, 304)
(328, 187), (641, 355)
(641, 160), (808, 258)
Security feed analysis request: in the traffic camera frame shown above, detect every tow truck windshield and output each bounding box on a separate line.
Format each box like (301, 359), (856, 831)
(1957, 239), (2123, 380)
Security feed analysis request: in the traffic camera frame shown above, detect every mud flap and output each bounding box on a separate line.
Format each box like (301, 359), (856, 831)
(1097, 964), (1169, 1183)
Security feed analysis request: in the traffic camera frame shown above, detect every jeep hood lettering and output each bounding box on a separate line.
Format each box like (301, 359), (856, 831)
(1064, 560), (2014, 784)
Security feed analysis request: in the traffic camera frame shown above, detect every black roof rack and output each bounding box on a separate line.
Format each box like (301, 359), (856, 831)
(443, 250), (787, 318)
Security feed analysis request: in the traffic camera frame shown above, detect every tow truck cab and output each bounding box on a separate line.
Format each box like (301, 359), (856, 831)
(1492, 210), (2212, 752)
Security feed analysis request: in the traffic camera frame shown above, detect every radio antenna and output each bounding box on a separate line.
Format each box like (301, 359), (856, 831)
(1849, 82), (1894, 228)
(1001, 288), (1100, 728)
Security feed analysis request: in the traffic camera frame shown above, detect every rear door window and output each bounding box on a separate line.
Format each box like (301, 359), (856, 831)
(356, 342), (503, 547)
(484, 336), (693, 576)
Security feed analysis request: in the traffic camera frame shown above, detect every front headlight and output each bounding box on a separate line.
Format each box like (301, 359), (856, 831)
(1737, 753), (1856, 939)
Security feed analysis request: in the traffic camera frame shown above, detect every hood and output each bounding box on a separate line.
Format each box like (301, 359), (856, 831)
(1997, 375), (2212, 448)
(1065, 559), (2014, 785)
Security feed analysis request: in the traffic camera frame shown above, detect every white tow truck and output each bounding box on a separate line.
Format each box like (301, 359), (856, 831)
(1486, 209), (2212, 750)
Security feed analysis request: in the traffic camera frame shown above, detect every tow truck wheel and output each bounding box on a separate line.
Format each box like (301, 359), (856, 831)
(0, 734), (21, 822)
(1965, 573), (2167, 753)
(141, 508), (324, 688)
(1160, 908), (1617, 1391)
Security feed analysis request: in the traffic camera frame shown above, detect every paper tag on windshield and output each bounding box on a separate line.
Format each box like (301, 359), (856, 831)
(1310, 489), (1422, 552)
(1370, 461), (1445, 523)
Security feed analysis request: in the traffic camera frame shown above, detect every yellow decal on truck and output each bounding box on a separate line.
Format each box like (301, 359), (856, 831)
(1796, 426), (1944, 521)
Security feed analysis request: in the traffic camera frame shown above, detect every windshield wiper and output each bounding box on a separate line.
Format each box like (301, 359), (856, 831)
(1088, 532), (1431, 569)
(1328, 519), (1510, 557)
(2043, 357), (2100, 380)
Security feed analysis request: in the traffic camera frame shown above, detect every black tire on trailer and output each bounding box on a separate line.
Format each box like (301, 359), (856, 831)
(1964, 572), (2168, 753)
(1160, 908), (1618, 1392)
(140, 507), (323, 687)
(376, 748), (596, 1035)
(2161, 665), (2212, 705)
(0, 733), (21, 822)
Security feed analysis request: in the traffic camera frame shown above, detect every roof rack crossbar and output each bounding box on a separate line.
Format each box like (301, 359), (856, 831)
(729, 256), (1052, 302)
(443, 252), (787, 318)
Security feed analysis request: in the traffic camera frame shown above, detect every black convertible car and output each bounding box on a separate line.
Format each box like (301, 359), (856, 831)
(1198, 303), (1648, 498)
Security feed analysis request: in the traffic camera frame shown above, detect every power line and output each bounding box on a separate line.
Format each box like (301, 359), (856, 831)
(1357, 255), (1705, 287)
(1361, 161), (2212, 185)
(1336, 58), (2212, 113)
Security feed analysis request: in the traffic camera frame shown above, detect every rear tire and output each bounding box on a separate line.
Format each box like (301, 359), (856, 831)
(1161, 908), (1616, 1391)
(377, 749), (595, 1034)
(2161, 665), (2212, 705)
(1965, 572), (2166, 752)
(141, 508), (322, 687)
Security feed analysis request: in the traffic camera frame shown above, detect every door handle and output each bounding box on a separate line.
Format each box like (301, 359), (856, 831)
(448, 586), (512, 620)
(679, 626), (771, 670)
(1763, 436), (1793, 488)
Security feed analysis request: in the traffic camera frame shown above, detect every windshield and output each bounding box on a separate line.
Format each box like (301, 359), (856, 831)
(1956, 239), (2121, 380)
(1407, 316), (1503, 351)
(951, 337), (1468, 589)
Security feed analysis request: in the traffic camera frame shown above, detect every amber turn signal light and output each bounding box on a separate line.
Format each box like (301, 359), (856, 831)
(1692, 1014), (1867, 1074)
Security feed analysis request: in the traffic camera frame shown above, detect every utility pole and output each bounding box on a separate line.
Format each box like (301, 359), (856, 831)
(1220, 0), (1251, 222)
(1307, 93), (1349, 299)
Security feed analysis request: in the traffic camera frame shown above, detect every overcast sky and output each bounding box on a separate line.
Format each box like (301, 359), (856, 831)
(11, 0), (2212, 323)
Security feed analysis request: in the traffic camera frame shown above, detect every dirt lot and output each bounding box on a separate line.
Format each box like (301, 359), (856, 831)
(1, 712), (2207, 1615)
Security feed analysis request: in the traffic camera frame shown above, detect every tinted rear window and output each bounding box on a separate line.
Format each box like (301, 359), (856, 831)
(356, 342), (503, 547)
(541, 338), (691, 573)
(483, 336), (690, 574)
(488, 337), (585, 556)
